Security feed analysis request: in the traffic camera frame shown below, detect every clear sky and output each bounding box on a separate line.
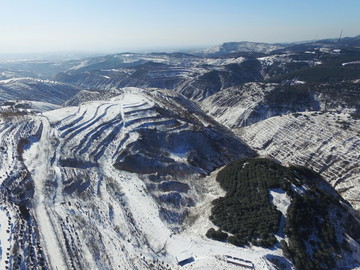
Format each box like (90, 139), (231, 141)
(0, 0), (359, 54)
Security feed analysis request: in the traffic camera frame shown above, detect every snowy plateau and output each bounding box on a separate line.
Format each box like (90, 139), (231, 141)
(0, 36), (360, 270)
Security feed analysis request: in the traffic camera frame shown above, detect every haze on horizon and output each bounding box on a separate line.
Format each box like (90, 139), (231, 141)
(1, 0), (359, 55)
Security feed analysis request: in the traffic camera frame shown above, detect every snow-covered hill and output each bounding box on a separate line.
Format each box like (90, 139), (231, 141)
(207, 158), (360, 270)
(0, 87), (265, 270)
(55, 45), (350, 103)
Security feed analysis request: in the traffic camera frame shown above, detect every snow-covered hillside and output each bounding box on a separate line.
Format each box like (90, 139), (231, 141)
(55, 53), (265, 101)
(200, 82), (317, 127)
(0, 78), (80, 104)
(0, 87), (274, 270)
(201, 41), (285, 55)
(200, 82), (359, 128)
(237, 112), (360, 211)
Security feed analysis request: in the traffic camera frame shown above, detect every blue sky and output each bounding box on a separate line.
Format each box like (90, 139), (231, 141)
(0, 0), (359, 53)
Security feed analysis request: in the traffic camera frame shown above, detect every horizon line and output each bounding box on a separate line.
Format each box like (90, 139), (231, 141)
(0, 33), (358, 60)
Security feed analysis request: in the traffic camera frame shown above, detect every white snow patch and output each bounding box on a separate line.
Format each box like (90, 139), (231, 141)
(342, 60), (360, 66)
(269, 189), (291, 217)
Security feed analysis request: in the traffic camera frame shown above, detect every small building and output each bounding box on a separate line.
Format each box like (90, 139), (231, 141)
(224, 255), (254, 269)
(176, 251), (195, 267)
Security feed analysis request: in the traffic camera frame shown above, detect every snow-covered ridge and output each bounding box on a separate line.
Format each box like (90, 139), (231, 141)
(342, 60), (360, 66)
(202, 41), (285, 55)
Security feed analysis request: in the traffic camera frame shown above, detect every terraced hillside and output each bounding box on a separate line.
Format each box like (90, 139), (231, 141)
(237, 112), (360, 210)
(55, 52), (321, 102)
(0, 87), (256, 270)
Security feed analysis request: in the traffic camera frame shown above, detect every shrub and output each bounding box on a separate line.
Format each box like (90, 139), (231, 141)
(206, 228), (228, 241)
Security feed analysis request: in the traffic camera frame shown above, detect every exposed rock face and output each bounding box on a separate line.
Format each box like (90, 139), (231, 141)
(237, 112), (360, 210)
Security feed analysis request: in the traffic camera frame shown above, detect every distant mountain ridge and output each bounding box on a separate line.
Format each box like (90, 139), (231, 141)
(200, 35), (360, 56)
(201, 41), (285, 55)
